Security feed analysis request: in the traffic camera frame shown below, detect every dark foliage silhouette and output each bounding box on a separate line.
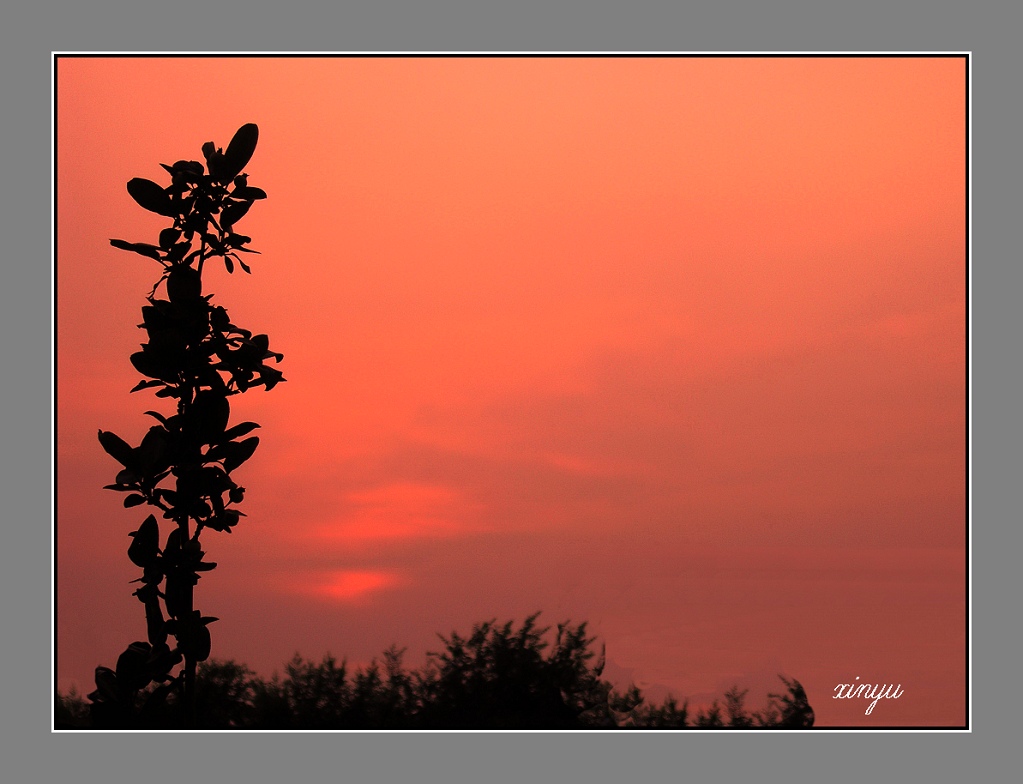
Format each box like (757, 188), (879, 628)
(88, 124), (283, 728)
(59, 615), (814, 729)
(415, 614), (612, 729)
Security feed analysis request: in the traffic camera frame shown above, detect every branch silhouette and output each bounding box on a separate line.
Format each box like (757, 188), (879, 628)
(89, 124), (284, 728)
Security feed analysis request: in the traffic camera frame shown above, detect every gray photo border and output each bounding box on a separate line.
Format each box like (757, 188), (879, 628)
(7, 0), (1017, 781)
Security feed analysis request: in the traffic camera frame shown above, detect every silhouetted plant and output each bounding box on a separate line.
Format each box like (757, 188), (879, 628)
(724, 685), (754, 728)
(55, 687), (91, 729)
(89, 124), (284, 728)
(192, 659), (258, 729)
(642, 694), (690, 728)
(415, 614), (611, 729)
(243, 648), (419, 730)
(765, 674), (815, 728)
(694, 698), (725, 727)
(608, 684), (646, 727)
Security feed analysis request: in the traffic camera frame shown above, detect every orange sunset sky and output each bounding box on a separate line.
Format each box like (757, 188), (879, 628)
(55, 56), (967, 727)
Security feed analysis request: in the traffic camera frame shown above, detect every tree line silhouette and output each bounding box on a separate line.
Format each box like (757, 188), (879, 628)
(58, 614), (814, 729)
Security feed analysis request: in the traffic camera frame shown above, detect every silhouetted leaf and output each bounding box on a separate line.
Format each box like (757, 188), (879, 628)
(131, 581), (156, 602)
(124, 494), (146, 508)
(93, 667), (121, 703)
(193, 466), (232, 496)
(162, 160), (205, 179)
(220, 200), (251, 230)
(159, 228), (182, 249)
(144, 644), (181, 685)
(127, 178), (175, 217)
(227, 234), (261, 255)
(116, 642), (153, 692)
(220, 123), (259, 182)
(239, 259), (252, 274)
(260, 367), (285, 391)
(137, 427), (169, 474)
(131, 350), (176, 383)
(191, 391), (230, 442)
(220, 421), (260, 442)
(130, 379), (165, 393)
(177, 612), (215, 662)
(193, 625), (213, 662)
(127, 515), (160, 567)
(222, 437), (259, 473)
(166, 266), (202, 302)
(165, 241), (191, 263)
(205, 508), (240, 532)
(176, 159), (205, 175)
(162, 530), (182, 560)
(202, 231), (227, 254)
(98, 430), (135, 468)
(164, 573), (193, 620)
(144, 598), (167, 647)
(140, 303), (166, 330)
(110, 239), (162, 260)
(208, 306), (229, 332)
(233, 186), (267, 200)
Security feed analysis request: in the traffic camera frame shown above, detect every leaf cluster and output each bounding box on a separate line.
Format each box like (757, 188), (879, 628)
(111, 123), (265, 276)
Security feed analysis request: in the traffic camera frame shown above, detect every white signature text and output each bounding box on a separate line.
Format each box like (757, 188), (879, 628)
(833, 677), (904, 715)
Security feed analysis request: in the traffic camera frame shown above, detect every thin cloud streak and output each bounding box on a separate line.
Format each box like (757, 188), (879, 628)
(289, 569), (405, 604)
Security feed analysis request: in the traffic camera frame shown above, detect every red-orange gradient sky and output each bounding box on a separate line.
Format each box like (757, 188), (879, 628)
(55, 56), (967, 727)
